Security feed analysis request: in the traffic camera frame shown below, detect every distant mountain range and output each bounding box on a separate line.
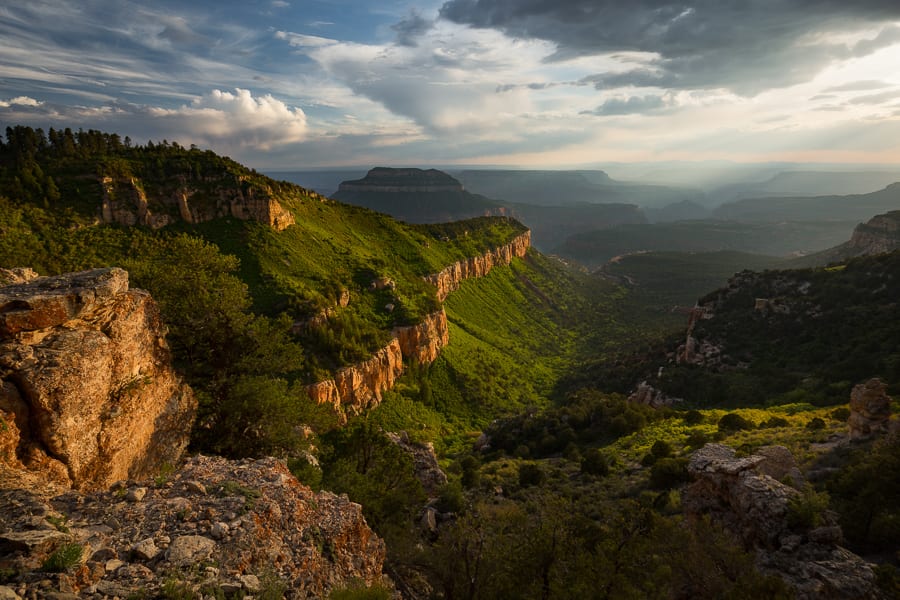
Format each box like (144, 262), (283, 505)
(714, 182), (900, 222)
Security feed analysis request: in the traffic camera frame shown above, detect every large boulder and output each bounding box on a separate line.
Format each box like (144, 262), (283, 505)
(0, 268), (195, 492)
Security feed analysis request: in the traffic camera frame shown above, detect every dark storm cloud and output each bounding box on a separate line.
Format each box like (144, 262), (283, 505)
(440, 1), (900, 95)
(392, 10), (434, 47)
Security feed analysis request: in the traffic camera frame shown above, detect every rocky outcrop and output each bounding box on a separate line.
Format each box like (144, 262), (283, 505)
(676, 305), (719, 365)
(844, 210), (900, 256)
(627, 381), (681, 408)
(0, 268), (195, 492)
(426, 231), (531, 301)
(684, 444), (881, 599)
(0, 455), (389, 598)
(848, 377), (893, 439)
(100, 174), (295, 231)
(386, 431), (448, 496)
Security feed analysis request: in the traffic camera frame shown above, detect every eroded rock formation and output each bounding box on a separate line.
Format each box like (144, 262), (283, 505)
(426, 231), (532, 301)
(0, 268), (195, 492)
(684, 444), (881, 599)
(101, 174), (296, 231)
(848, 377), (893, 439)
(386, 431), (448, 496)
(0, 456), (389, 598)
(627, 381), (682, 408)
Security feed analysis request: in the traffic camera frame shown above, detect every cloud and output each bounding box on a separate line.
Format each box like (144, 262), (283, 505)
(275, 31), (339, 48)
(0, 89), (306, 151)
(391, 10), (434, 46)
(847, 89), (900, 105)
(823, 80), (892, 92)
(585, 94), (675, 116)
(439, 1), (900, 95)
(0, 96), (42, 108)
(271, 1), (289, 7)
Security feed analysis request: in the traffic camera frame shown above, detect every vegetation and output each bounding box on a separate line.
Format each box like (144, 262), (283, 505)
(3, 125), (899, 596)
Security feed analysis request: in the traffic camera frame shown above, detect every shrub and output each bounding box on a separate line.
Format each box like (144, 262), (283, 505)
(806, 417), (826, 430)
(760, 416), (789, 429)
(580, 450), (610, 477)
(649, 458), (690, 489)
(682, 410), (704, 425)
(329, 581), (393, 600)
(435, 481), (465, 514)
(685, 430), (710, 450)
(650, 440), (674, 459)
(718, 413), (754, 432)
(829, 407), (851, 421)
(787, 484), (830, 530)
(518, 463), (546, 488)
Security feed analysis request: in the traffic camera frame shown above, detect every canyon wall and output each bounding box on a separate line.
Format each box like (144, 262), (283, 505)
(0, 268), (196, 492)
(426, 231), (532, 301)
(306, 229), (530, 417)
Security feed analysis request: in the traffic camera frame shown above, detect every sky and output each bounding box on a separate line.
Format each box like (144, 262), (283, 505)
(2, 0), (900, 169)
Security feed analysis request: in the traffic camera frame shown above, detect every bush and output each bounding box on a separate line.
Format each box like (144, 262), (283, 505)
(435, 481), (465, 514)
(682, 410), (704, 425)
(649, 458), (690, 490)
(829, 407), (851, 421)
(580, 450), (610, 477)
(685, 430), (710, 450)
(651, 440), (674, 459)
(787, 484), (830, 530)
(760, 416), (790, 429)
(329, 581), (393, 600)
(718, 413), (754, 432)
(806, 417), (826, 430)
(518, 463), (546, 488)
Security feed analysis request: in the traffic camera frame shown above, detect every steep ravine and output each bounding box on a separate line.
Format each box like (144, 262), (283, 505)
(306, 232), (531, 417)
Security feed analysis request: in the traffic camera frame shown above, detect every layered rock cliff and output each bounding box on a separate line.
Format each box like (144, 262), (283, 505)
(101, 173), (296, 231)
(306, 310), (450, 420)
(684, 444), (881, 600)
(426, 231), (532, 301)
(0, 455), (389, 598)
(0, 268), (195, 492)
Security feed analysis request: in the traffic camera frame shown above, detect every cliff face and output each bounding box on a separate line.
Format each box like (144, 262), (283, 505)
(0, 268), (196, 492)
(101, 174), (295, 231)
(426, 231), (532, 301)
(844, 210), (900, 257)
(306, 310), (449, 420)
(0, 456), (388, 598)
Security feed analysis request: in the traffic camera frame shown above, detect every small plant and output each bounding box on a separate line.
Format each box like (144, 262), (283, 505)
(329, 580), (392, 600)
(46, 514), (69, 533)
(42, 543), (83, 573)
(161, 576), (200, 600)
(580, 449), (610, 476)
(760, 416), (790, 429)
(787, 484), (830, 530)
(216, 480), (261, 513)
(154, 462), (176, 487)
(682, 410), (704, 425)
(828, 407), (851, 422)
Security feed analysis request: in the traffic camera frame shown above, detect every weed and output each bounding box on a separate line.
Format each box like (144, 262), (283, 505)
(46, 514), (69, 533)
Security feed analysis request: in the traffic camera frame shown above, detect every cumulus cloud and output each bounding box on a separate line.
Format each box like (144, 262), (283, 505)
(439, 0), (900, 95)
(0, 96), (42, 108)
(0, 89), (306, 151)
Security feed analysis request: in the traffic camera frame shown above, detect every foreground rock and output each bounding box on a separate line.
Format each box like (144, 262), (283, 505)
(0, 456), (389, 598)
(0, 268), (195, 492)
(684, 444), (881, 599)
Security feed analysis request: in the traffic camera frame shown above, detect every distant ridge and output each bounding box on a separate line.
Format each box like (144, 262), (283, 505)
(339, 167), (464, 193)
